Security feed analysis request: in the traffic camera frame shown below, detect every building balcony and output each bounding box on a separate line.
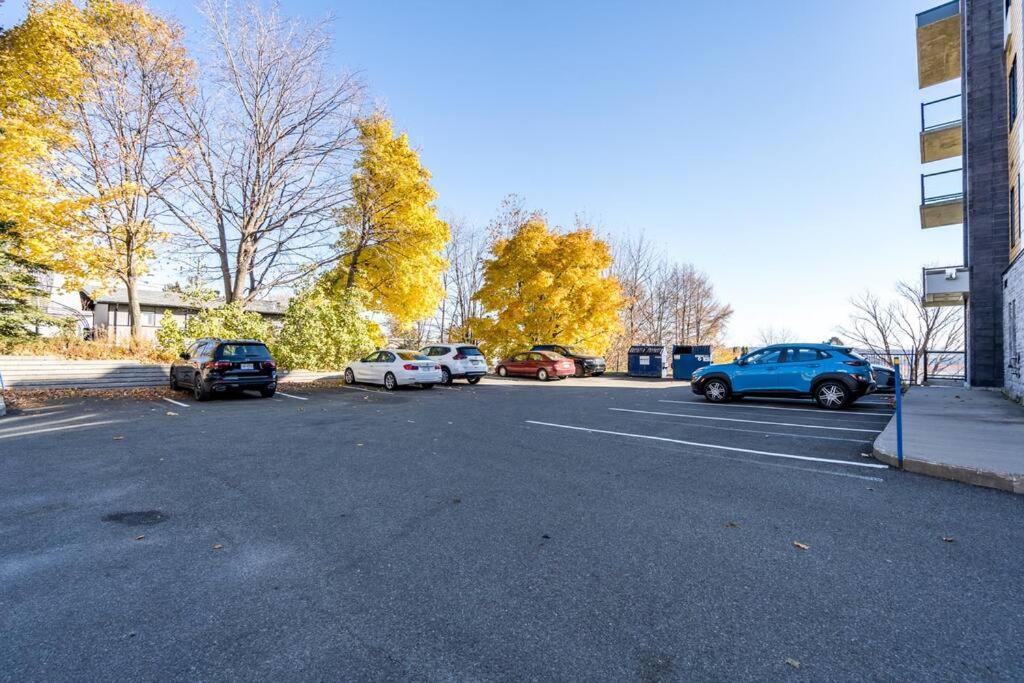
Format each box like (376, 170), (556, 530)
(920, 167), (963, 229)
(922, 266), (969, 307)
(916, 1), (961, 89)
(920, 94), (962, 163)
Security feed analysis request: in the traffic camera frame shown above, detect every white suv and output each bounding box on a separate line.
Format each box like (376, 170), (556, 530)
(420, 344), (488, 385)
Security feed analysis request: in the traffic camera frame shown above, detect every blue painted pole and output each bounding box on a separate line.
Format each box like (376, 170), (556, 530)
(894, 358), (903, 469)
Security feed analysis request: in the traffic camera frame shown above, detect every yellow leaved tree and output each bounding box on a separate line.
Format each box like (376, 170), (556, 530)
(1, 1), (193, 343)
(335, 114), (450, 328)
(469, 218), (623, 360)
(0, 0), (97, 278)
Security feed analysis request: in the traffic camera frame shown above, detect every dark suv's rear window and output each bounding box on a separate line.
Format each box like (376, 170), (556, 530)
(457, 346), (483, 356)
(218, 343), (272, 361)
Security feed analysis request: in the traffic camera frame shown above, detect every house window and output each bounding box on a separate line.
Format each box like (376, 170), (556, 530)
(1010, 57), (1019, 125)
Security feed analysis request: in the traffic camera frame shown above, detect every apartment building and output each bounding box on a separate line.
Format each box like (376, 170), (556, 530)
(916, 0), (1023, 399)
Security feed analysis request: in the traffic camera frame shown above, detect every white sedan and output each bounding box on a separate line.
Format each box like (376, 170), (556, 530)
(343, 349), (443, 390)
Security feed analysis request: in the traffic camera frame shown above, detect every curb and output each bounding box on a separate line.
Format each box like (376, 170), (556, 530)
(0, 394), (6, 417)
(873, 437), (1024, 495)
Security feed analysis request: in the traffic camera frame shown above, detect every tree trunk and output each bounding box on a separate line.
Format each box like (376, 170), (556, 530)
(126, 277), (142, 347)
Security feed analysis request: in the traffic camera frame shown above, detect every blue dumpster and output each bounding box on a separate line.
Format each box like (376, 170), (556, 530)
(627, 345), (665, 378)
(671, 345), (713, 380)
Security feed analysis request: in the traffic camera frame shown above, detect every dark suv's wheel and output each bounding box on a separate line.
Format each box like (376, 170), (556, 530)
(192, 374), (210, 402)
(814, 380), (849, 410)
(703, 378), (730, 403)
(169, 372), (178, 390)
(259, 386), (276, 398)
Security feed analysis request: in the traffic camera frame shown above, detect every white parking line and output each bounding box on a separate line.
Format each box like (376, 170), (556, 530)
(338, 385), (396, 396)
(162, 397), (190, 408)
(0, 419), (121, 440)
(276, 391), (308, 401)
(617, 415), (875, 443)
(0, 413), (96, 434)
(610, 408), (883, 433)
(658, 399), (891, 417)
(525, 420), (889, 470)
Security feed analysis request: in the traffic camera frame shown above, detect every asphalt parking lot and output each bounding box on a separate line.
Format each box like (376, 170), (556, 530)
(2, 378), (1022, 680)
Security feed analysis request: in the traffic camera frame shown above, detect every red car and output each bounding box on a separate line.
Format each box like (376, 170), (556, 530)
(495, 351), (575, 381)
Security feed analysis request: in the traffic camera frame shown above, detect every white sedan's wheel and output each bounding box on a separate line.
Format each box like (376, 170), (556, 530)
(344, 368), (355, 385)
(384, 372), (397, 391)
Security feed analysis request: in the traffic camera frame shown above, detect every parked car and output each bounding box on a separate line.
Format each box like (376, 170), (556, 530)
(871, 364), (902, 395)
(690, 343), (876, 410)
(420, 344), (488, 385)
(170, 338), (277, 401)
(495, 351), (575, 381)
(343, 349), (442, 390)
(530, 344), (606, 377)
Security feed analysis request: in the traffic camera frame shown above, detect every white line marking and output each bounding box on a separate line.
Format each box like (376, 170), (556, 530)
(612, 408), (883, 433)
(338, 385), (396, 395)
(658, 399), (891, 417)
(0, 413), (96, 434)
(526, 420), (889, 470)
(162, 397), (190, 408)
(276, 391), (308, 401)
(616, 414), (874, 443)
(0, 419), (121, 440)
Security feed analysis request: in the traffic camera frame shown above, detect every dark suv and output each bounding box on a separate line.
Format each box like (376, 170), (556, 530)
(530, 344), (606, 377)
(170, 338), (277, 401)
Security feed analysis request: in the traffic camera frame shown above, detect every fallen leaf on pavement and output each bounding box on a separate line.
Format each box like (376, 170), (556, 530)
(113, 436), (124, 441)
(212, 544), (224, 550)
(785, 658), (801, 669)
(792, 541), (810, 551)
(356, 443), (364, 447)
(166, 411), (178, 416)
(725, 521), (740, 528)
(942, 537), (955, 543)
(134, 535), (145, 541)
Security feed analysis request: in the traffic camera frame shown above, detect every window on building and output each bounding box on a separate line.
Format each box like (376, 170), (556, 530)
(1010, 57), (1019, 125)
(1012, 185), (1019, 249)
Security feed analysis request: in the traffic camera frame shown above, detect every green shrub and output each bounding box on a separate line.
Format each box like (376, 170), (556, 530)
(155, 304), (274, 355)
(273, 283), (383, 370)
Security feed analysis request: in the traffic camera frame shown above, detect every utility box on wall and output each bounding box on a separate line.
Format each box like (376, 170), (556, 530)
(627, 345), (665, 378)
(671, 345), (712, 380)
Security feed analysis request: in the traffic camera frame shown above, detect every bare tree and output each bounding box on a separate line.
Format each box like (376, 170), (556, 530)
(839, 280), (964, 383)
(756, 325), (797, 346)
(438, 215), (488, 341)
(606, 232), (733, 370)
(54, 4), (193, 343)
(162, 0), (363, 304)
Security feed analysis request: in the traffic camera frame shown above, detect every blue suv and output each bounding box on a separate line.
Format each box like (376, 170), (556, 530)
(690, 344), (875, 410)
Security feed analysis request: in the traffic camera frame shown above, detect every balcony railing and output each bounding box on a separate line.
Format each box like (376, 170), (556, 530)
(916, 0), (960, 29)
(921, 167), (963, 205)
(921, 94), (962, 132)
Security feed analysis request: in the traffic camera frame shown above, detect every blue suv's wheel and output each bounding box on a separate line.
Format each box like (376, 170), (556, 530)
(814, 380), (849, 410)
(703, 378), (730, 403)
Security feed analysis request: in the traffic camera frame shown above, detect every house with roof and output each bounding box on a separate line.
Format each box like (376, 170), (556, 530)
(77, 286), (289, 342)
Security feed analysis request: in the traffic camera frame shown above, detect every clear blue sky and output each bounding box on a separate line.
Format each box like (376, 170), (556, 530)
(1, 0), (963, 344)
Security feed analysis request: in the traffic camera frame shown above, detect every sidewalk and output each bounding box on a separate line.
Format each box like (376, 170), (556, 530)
(873, 386), (1024, 494)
